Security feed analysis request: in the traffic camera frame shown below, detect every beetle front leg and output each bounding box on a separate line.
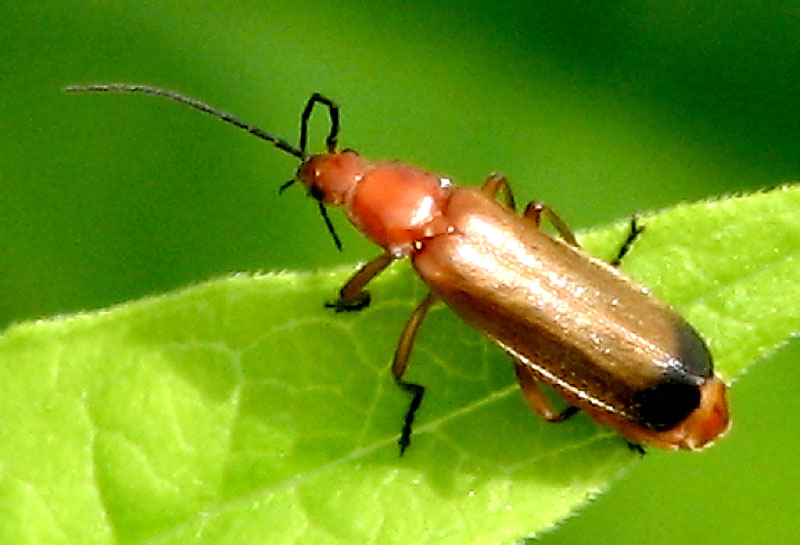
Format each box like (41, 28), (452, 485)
(325, 252), (394, 312)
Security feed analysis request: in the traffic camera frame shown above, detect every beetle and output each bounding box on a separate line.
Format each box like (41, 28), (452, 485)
(65, 84), (730, 453)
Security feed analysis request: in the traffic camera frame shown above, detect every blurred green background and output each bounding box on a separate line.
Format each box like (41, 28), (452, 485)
(2, 1), (798, 543)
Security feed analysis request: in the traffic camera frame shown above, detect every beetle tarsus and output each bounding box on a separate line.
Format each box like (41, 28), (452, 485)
(557, 406), (579, 421)
(324, 293), (371, 313)
(626, 441), (646, 456)
(396, 379), (425, 455)
(611, 215), (645, 266)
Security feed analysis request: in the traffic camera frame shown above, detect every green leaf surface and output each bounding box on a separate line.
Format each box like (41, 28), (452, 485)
(1, 185), (797, 544)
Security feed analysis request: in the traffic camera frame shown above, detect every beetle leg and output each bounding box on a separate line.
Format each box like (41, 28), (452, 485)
(480, 173), (516, 211)
(610, 215), (645, 267)
(392, 290), (439, 454)
(523, 201), (580, 248)
(514, 362), (578, 422)
(626, 441), (647, 455)
(480, 176), (579, 248)
(325, 252), (394, 312)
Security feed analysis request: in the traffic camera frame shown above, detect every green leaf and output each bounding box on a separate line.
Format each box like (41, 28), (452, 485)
(0, 185), (797, 544)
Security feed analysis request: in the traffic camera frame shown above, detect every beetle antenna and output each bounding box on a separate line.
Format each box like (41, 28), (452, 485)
(299, 93), (339, 155)
(66, 84), (345, 251)
(317, 200), (343, 251)
(64, 84), (305, 159)
(278, 179), (296, 194)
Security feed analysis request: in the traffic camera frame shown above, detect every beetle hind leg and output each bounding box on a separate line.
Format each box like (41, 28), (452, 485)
(610, 215), (645, 267)
(626, 441), (647, 456)
(523, 202), (580, 248)
(479, 174), (581, 248)
(513, 362), (578, 422)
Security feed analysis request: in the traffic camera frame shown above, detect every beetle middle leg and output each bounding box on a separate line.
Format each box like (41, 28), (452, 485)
(392, 290), (439, 454)
(514, 362), (578, 422)
(480, 175), (579, 247)
(610, 215), (645, 267)
(325, 252), (394, 312)
(480, 173), (517, 211)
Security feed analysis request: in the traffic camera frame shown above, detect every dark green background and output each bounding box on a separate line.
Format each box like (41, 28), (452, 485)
(3, 2), (798, 543)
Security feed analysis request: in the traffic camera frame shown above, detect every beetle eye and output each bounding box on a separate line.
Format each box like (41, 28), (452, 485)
(309, 185), (324, 201)
(634, 380), (702, 431)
